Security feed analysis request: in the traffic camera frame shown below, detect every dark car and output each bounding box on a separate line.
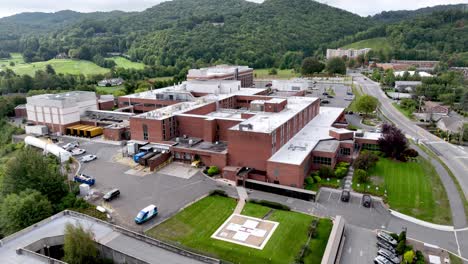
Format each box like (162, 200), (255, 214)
(321, 99), (330, 104)
(327, 95), (334, 98)
(74, 174), (95, 186)
(341, 190), (350, 202)
(362, 194), (372, 208)
(103, 189), (120, 201)
(322, 92), (329, 96)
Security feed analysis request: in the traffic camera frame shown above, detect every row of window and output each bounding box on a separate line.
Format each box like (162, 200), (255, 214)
(313, 156), (332, 165)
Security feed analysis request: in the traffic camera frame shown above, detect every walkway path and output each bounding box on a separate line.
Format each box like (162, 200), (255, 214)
(234, 186), (248, 214)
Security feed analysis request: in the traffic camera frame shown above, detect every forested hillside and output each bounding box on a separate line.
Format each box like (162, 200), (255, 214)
(371, 4), (466, 23)
(0, 0), (371, 68)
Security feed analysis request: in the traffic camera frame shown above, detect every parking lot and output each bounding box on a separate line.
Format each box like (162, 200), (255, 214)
(59, 137), (238, 231)
(307, 82), (353, 108)
(340, 225), (378, 264)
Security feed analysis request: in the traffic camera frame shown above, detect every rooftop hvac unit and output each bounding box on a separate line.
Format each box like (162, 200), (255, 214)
(188, 139), (193, 145)
(215, 141), (219, 145)
(176, 137), (180, 142)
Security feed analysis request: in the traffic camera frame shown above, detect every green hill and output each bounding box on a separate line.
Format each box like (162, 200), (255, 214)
(109, 57), (145, 70)
(342, 37), (391, 52)
(2, 58), (109, 76)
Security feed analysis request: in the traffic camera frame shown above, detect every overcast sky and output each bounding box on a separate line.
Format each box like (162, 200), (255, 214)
(0, 0), (466, 18)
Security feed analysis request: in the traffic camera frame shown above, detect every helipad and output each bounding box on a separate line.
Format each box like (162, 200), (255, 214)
(211, 214), (279, 250)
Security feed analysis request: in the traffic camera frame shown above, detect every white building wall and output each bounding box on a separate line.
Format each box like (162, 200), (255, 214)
(185, 80), (241, 95)
(272, 80), (308, 91)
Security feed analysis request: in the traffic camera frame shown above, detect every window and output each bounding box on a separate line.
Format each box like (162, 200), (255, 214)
(362, 143), (379, 151)
(340, 148), (351, 156)
(142, 124), (148, 140)
(313, 156), (332, 165)
(143, 103), (155, 108)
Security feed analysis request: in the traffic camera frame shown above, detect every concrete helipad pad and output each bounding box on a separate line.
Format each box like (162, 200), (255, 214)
(211, 214), (279, 250)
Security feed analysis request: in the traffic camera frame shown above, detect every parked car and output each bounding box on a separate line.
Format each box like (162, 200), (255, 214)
(377, 231), (398, 246)
(378, 248), (400, 264)
(62, 142), (79, 151)
(341, 190), (350, 202)
(74, 174), (95, 186)
(374, 255), (393, 264)
(322, 92), (329, 96)
(376, 240), (396, 253)
(362, 194), (372, 208)
(321, 99), (330, 104)
(327, 95), (334, 98)
(103, 189), (120, 202)
(70, 148), (86, 156)
(81, 154), (97, 163)
(135, 204), (158, 224)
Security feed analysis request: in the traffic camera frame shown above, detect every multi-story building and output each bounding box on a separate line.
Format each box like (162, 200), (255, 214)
(326, 48), (371, 60)
(26, 91), (98, 134)
(187, 65), (254, 87)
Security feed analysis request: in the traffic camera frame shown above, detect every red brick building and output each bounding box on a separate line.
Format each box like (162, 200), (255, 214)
(187, 65), (254, 87)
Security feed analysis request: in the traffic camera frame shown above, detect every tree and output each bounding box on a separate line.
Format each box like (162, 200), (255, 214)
(354, 151), (379, 171)
(207, 166), (220, 176)
(326, 57), (346, 75)
(334, 167), (348, 179)
(354, 169), (369, 183)
(382, 69), (395, 86)
(45, 64), (56, 75)
(63, 223), (98, 264)
(301, 57), (325, 75)
(355, 95), (378, 116)
(378, 123), (408, 160)
(371, 69), (382, 81)
(268, 68), (278, 75)
(404, 250), (415, 264)
(2, 148), (68, 204)
(0, 189), (53, 235)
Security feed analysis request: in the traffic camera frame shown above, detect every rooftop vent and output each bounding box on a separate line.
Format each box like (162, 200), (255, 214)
(239, 124), (253, 131)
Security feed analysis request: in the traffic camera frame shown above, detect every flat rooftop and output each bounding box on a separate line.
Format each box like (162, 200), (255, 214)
(0, 211), (204, 264)
(187, 65), (252, 78)
(230, 97), (318, 133)
(268, 107), (344, 165)
(172, 138), (228, 153)
(313, 140), (340, 153)
(206, 108), (250, 120)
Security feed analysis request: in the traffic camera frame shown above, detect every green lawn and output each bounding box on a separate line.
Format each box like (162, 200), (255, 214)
(392, 102), (415, 120)
(109, 56), (145, 70)
(96, 85), (125, 94)
(146, 195), (332, 264)
(3, 58), (110, 76)
(346, 83), (363, 112)
(254, 68), (300, 79)
(149, 76), (174, 82)
(353, 157), (451, 224)
(342, 37), (391, 53)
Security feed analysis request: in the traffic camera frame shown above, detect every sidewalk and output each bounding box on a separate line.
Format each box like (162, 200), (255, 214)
(234, 186), (248, 214)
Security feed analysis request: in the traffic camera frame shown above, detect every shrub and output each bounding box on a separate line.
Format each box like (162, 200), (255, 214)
(334, 167), (348, 179)
(207, 166), (220, 176)
(305, 176), (314, 186)
(269, 68), (278, 75)
(319, 165), (334, 178)
(337, 162), (350, 169)
(313, 175), (322, 183)
(390, 233), (399, 241)
(415, 251), (424, 262)
(404, 250), (415, 264)
(402, 148), (419, 159)
(398, 231), (407, 242)
(210, 189), (228, 197)
(249, 199), (291, 211)
(354, 169), (369, 183)
(396, 240), (406, 255)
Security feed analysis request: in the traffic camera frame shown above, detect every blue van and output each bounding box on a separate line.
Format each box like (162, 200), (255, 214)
(74, 174), (95, 186)
(135, 204), (158, 224)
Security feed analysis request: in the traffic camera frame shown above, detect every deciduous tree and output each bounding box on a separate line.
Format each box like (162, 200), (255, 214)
(301, 57), (325, 75)
(326, 57), (346, 75)
(378, 123), (408, 160)
(63, 223), (98, 264)
(355, 95), (378, 116)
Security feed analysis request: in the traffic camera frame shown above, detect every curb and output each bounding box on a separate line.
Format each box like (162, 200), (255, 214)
(390, 209), (454, 232)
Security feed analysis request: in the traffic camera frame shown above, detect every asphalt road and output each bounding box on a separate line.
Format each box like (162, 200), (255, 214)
(351, 74), (468, 200)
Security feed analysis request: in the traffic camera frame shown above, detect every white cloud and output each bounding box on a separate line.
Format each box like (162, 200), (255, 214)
(0, 0), (466, 18)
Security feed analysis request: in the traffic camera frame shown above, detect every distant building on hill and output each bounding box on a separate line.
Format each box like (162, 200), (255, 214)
(187, 65), (254, 87)
(55, 53), (69, 59)
(98, 78), (124, 87)
(394, 81), (422, 93)
(326, 48), (371, 60)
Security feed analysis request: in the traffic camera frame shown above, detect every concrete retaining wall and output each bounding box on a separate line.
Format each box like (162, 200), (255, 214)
(321, 215), (345, 264)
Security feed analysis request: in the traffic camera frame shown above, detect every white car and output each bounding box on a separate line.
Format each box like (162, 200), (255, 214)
(62, 142), (79, 151)
(81, 154), (97, 163)
(377, 231), (397, 246)
(70, 148), (86, 156)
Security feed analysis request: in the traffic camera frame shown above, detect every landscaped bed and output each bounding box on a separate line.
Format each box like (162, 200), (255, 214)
(146, 195), (332, 264)
(353, 156), (451, 225)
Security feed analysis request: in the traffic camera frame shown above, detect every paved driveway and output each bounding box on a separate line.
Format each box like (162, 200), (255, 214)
(340, 225), (377, 264)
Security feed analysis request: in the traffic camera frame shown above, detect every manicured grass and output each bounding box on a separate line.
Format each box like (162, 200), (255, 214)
(148, 76), (174, 82)
(109, 56), (145, 70)
(346, 83), (363, 112)
(354, 157), (451, 224)
(146, 195), (332, 264)
(4, 58), (110, 76)
(392, 102), (415, 120)
(254, 68), (300, 79)
(305, 179), (342, 192)
(96, 85), (125, 94)
(342, 37), (391, 53)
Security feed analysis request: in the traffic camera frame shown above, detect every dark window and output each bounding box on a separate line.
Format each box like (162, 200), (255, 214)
(362, 143), (379, 151)
(313, 156), (332, 165)
(142, 124), (148, 140)
(340, 148), (351, 156)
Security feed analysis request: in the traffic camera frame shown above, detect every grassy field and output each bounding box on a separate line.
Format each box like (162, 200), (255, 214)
(254, 68), (300, 79)
(392, 102), (415, 120)
(342, 37), (391, 53)
(0, 53), (25, 66)
(146, 195), (332, 264)
(353, 157), (451, 224)
(3, 58), (110, 76)
(96, 85), (125, 94)
(346, 83), (363, 112)
(109, 56), (145, 70)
